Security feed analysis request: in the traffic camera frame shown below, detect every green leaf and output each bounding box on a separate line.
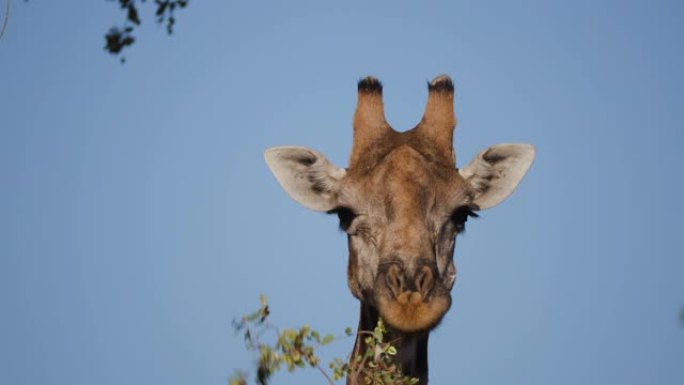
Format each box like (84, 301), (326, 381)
(321, 334), (334, 345)
(373, 328), (383, 342)
(127, 5), (141, 25)
(156, 2), (168, 16)
(228, 372), (247, 385)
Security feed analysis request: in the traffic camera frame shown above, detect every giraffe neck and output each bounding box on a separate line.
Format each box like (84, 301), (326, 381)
(348, 303), (430, 385)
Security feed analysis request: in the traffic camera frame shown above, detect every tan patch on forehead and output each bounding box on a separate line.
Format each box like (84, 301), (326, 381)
(342, 136), (472, 218)
(347, 129), (455, 176)
(384, 144), (469, 208)
(385, 146), (432, 203)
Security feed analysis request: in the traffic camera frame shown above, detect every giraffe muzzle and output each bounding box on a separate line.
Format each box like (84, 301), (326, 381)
(375, 262), (451, 332)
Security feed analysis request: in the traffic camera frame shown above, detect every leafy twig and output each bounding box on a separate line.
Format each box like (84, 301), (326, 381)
(105, 0), (189, 62)
(230, 296), (418, 385)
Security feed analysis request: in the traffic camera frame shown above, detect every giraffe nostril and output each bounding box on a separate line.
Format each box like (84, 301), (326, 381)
(415, 266), (434, 297)
(385, 264), (404, 298)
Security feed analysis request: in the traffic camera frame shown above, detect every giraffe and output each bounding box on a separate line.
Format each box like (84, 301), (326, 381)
(264, 75), (535, 384)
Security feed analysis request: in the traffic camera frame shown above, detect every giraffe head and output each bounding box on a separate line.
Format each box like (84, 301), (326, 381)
(265, 75), (534, 333)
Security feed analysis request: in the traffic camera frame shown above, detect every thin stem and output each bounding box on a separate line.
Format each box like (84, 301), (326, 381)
(349, 353), (369, 385)
(0, 0), (10, 41)
(315, 363), (335, 385)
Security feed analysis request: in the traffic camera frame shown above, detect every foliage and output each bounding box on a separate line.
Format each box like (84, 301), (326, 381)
(229, 295), (419, 385)
(105, 0), (189, 62)
(346, 320), (420, 385)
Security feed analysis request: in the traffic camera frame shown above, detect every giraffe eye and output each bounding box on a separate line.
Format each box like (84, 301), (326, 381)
(330, 207), (358, 232)
(450, 206), (479, 233)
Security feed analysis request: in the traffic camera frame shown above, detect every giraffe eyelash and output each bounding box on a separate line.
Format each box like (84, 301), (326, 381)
(450, 206), (479, 231)
(328, 207), (357, 232)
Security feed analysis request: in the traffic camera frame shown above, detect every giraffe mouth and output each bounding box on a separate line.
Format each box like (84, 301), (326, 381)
(376, 291), (451, 332)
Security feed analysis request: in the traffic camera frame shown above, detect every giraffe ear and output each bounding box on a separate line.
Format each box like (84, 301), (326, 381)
(459, 143), (535, 210)
(265, 146), (346, 212)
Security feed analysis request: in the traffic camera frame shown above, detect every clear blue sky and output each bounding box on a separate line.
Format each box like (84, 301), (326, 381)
(1, 1), (683, 384)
